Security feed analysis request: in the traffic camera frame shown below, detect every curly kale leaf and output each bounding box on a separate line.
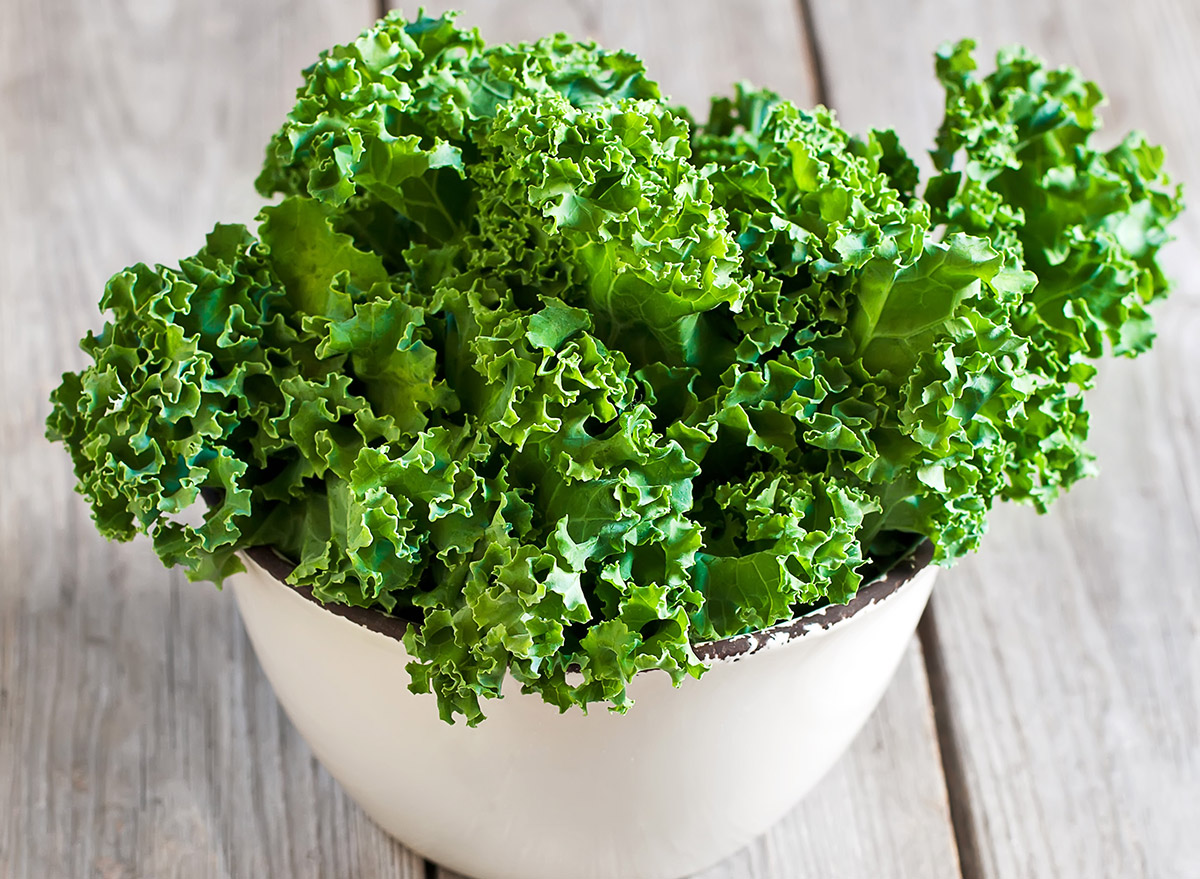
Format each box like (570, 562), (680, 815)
(48, 16), (1182, 724)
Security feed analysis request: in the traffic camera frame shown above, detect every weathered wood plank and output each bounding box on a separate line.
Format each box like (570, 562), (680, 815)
(0, 2), (427, 877)
(805, 2), (1200, 877)
(694, 641), (961, 879)
(390, 0), (819, 112)
(389, 3), (962, 877)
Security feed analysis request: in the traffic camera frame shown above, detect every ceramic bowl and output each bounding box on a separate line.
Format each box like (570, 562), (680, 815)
(230, 542), (936, 879)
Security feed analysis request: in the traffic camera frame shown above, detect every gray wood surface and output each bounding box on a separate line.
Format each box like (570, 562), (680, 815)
(1, 0), (1194, 877)
(0, 2), (422, 877)
(694, 641), (961, 879)
(806, 2), (1200, 877)
(390, 0), (819, 111)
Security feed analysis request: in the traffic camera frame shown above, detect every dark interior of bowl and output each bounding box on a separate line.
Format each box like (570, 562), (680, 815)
(240, 538), (935, 661)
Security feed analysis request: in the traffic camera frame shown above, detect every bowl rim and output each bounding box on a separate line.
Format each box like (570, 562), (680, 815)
(240, 539), (934, 664)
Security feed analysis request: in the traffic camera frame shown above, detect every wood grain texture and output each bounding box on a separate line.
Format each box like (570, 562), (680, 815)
(694, 642), (962, 879)
(0, 1), (425, 877)
(387, 0), (818, 113)
(805, 2), (1200, 877)
(16, 2), (1193, 878)
(392, 3), (962, 877)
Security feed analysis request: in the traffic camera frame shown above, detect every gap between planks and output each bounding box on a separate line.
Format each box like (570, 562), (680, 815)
(918, 606), (984, 879)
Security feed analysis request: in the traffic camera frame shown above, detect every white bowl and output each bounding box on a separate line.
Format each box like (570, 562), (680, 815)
(230, 545), (936, 879)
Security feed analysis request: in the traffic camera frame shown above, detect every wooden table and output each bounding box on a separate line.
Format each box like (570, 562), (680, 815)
(2, 2), (1196, 876)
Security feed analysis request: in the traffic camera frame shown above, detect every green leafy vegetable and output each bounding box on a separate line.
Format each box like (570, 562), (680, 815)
(47, 13), (1182, 724)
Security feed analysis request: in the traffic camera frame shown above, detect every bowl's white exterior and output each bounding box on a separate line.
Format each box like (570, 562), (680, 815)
(230, 556), (936, 879)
